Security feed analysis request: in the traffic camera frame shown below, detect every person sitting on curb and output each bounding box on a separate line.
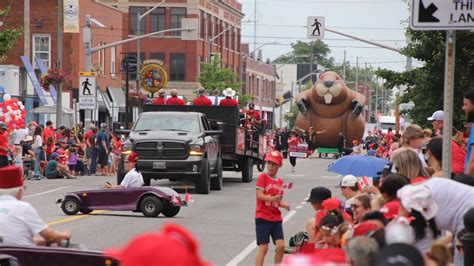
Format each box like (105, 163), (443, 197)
(44, 153), (75, 179)
(105, 152), (143, 188)
(305, 187), (332, 243)
(0, 165), (71, 245)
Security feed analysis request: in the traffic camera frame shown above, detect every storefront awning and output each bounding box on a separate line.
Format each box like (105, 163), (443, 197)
(107, 86), (126, 112)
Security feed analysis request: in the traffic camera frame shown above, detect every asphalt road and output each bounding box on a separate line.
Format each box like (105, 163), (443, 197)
(23, 156), (341, 265)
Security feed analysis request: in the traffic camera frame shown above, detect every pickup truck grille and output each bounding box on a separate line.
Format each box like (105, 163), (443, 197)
(134, 141), (188, 159)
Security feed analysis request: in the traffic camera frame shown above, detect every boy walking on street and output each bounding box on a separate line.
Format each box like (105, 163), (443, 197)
(255, 151), (290, 266)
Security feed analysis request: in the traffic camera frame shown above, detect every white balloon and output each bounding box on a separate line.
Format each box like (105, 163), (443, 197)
(3, 94), (11, 101)
(19, 105), (25, 110)
(6, 106), (12, 111)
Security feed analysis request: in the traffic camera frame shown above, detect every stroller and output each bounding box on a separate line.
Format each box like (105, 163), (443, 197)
(23, 159), (34, 180)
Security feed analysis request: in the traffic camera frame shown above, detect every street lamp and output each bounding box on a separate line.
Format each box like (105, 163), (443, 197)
(137, 1), (165, 89)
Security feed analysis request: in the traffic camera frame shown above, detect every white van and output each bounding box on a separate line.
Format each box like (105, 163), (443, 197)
(378, 116), (405, 133)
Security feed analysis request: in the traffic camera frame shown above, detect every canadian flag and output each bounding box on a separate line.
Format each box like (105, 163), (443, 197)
(357, 176), (370, 191)
(283, 182), (294, 190)
(185, 192), (194, 204)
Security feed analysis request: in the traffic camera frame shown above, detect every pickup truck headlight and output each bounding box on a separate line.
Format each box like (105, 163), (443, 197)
(189, 145), (203, 156)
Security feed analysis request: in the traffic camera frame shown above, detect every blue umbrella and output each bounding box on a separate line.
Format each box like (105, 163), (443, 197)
(327, 155), (389, 177)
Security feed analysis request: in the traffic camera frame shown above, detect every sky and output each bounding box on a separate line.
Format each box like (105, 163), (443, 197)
(240, 0), (415, 73)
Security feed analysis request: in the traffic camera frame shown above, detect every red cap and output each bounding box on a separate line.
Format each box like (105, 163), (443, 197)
(322, 198), (340, 211)
(353, 221), (380, 238)
(105, 224), (209, 266)
(127, 152), (139, 163)
(0, 166), (23, 189)
(380, 201), (400, 220)
(265, 151), (283, 165)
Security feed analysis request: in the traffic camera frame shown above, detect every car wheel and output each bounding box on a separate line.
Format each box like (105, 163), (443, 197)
(210, 156), (223, 191)
(61, 197), (81, 215)
(80, 208), (93, 214)
(241, 157), (254, 183)
(161, 203), (181, 217)
(195, 158), (210, 194)
(140, 195), (163, 217)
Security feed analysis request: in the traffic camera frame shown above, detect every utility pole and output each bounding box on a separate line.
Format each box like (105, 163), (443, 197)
(254, 0), (257, 51)
(56, 0), (63, 126)
(342, 50), (346, 80)
(24, 0), (30, 68)
(355, 57), (359, 92)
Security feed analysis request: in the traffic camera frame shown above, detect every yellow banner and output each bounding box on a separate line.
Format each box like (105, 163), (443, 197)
(63, 0), (79, 33)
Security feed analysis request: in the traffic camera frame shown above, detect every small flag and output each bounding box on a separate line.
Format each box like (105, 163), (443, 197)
(287, 182), (293, 189)
(171, 195), (180, 206)
(185, 192), (194, 204)
(361, 176), (370, 187)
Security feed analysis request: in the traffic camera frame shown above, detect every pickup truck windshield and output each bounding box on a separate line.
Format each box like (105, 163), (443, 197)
(134, 114), (201, 133)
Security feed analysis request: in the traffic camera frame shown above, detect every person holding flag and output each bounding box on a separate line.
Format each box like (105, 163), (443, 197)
(255, 150), (290, 266)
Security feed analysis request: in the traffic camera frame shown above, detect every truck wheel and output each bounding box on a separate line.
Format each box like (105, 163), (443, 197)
(256, 159), (265, 172)
(210, 156), (223, 191)
(140, 195), (163, 217)
(80, 208), (93, 214)
(195, 158), (210, 194)
(61, 197), (81, 215)
(241, 157), (254, 183)
(161, 203), (181, 217)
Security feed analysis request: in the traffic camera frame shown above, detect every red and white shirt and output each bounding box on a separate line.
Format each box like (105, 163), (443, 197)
(255, 172), (283, 222)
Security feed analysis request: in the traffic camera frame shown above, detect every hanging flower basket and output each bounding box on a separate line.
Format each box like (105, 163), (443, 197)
(40, 68), (69, 91)
(128, 91), (147, 107)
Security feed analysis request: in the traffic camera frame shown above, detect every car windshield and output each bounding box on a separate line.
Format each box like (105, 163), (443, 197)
(133, 114), (201, 133)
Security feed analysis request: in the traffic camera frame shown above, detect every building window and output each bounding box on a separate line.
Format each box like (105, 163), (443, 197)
(150, 52), (166, 63)
(32, 34), (51, 68)
(224, 23), (229, 49)
(207, 14), (213, 38)
(199, 10), (206, 39)
(150, 7), (166, 35)
(130, 7), (146, 35)
(170, 8), (186, 36)
(170, 53), (185, 81)
(111, 46), (116, 77)
(214, 17), (219, 41)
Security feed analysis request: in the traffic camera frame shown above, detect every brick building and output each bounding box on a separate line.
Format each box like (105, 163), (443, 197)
(0, 0), (124, 125)
(240, 44), (276, 123)
(98, 0), (244, 100)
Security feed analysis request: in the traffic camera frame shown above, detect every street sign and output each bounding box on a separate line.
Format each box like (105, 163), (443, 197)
(411, 0), (474, 30)
(78, 73), (97, 110)
(307, 16), (325, 39)
(121, 56), (137, 73)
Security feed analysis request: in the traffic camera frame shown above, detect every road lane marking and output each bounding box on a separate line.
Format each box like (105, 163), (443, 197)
(226, 210), (298, 266)
(296, 206), (302, 210)
(47, 210), (107, 227)
(24, 186), (72, 199)
(285, 174), (304, 177)
(300, 201), (307, 205)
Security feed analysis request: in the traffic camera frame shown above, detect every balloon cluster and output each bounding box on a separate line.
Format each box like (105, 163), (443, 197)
(0, 94), (26, 131)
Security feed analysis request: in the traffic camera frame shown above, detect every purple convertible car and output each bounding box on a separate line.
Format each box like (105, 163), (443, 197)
(58, 186), (186, 217)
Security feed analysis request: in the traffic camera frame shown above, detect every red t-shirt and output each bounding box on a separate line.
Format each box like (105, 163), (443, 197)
(165, 96), (185, 105)
(219, 97), (239, 107)
(193, 96), (213, 106)
(288, 137), (300, 152)
(43, 127), (54, 142)
(0, 132), (8, 156)
(451, 140), (466, 175)
(255, 172), (283, 222)
(152, 97), (166, 105)
(84, 130), (93, 145)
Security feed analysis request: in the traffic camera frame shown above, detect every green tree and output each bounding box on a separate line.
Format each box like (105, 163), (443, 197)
(0, 5), (22, 62)
(376, 29), (474, 129)
(198, 56), (241, 94)
(273, 40), (335, 68)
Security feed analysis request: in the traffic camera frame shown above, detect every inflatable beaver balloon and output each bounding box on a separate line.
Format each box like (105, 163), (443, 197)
(295, 71), (365, 148)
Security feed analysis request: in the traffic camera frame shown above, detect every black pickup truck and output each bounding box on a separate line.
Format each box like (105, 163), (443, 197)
(117, 111), (222, 194)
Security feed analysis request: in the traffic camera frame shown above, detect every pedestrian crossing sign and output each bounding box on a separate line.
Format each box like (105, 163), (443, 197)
(307, 16), (325, 39)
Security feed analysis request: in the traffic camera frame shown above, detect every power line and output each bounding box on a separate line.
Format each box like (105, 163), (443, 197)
(241, 35), (405, 42)
(241, 0), (400, 3)
(241, 22), (404, 31)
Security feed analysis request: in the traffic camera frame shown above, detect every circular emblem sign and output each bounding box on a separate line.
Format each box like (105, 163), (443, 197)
(64, 4), (79, 21)
(139, 60), (168, 93)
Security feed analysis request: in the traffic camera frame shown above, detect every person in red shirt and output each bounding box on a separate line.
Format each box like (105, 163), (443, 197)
(0, 122), (9, 168)
(245, 103), (261, 130)
(193, 88), (213, 106)
(219, 88), (239, 107)
(287, 130), (301, 172)
(152, 89), (166, 105)
(255, 151), (289, 266)
(42, 121), (54, 144)
(165, 89), (185, 105)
